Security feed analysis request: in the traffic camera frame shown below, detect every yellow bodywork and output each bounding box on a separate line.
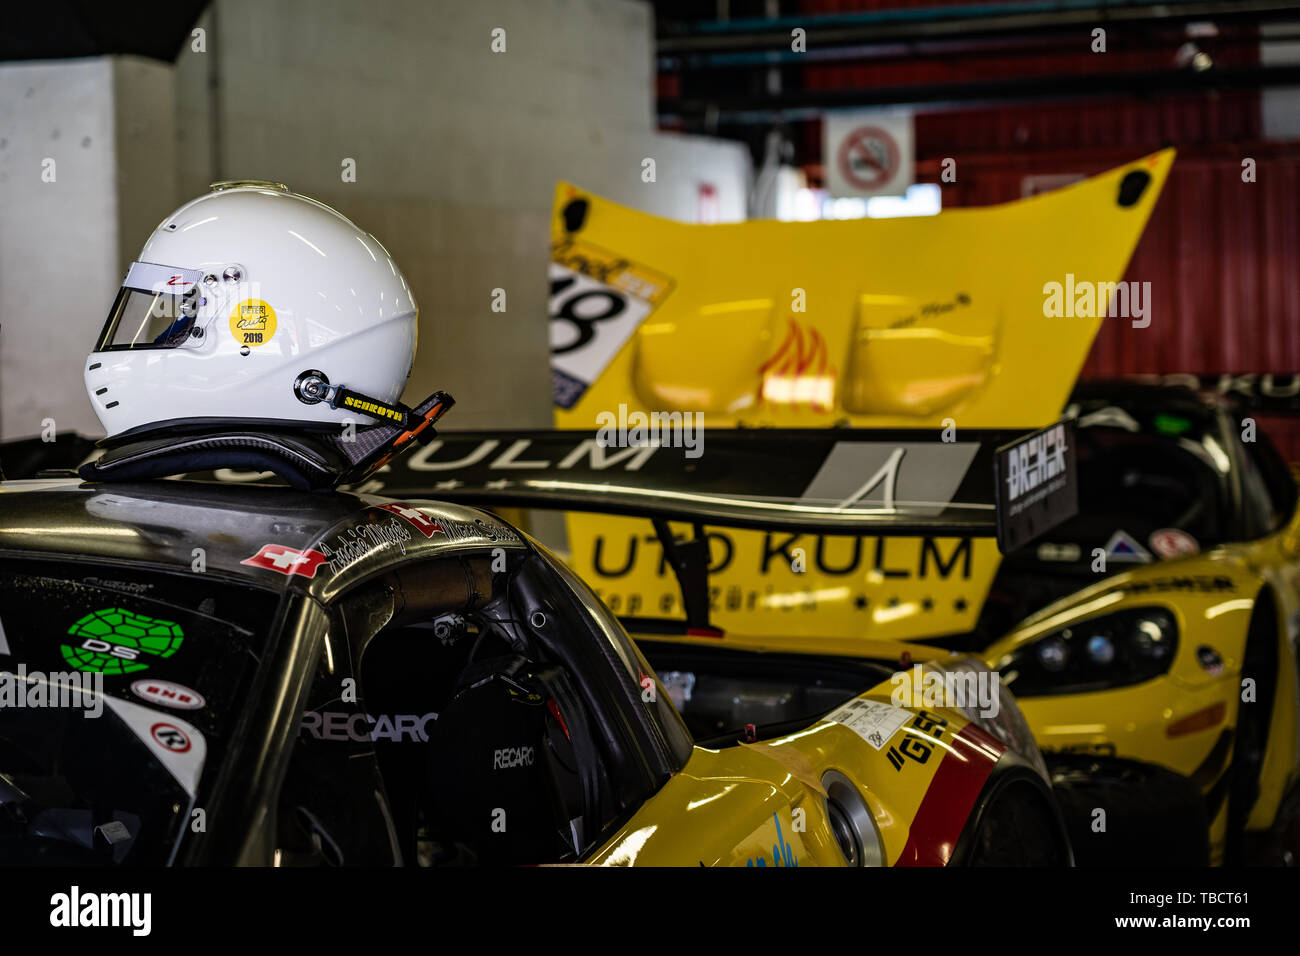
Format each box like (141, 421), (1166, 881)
(586, 678), (993, 866)
(565, 511), (1300, 860)
(572, 517), (1002, 648)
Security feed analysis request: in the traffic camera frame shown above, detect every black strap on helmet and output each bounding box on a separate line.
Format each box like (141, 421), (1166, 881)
(293, 370), (415, 429)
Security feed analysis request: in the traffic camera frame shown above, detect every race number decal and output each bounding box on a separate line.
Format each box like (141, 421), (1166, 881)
(549, 240), (673, 409)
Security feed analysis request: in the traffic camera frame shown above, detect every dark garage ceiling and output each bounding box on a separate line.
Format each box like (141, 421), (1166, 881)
(0, 0), (209, 63)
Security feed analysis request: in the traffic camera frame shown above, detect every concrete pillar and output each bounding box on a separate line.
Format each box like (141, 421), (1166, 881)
(0, 56), (175, 439)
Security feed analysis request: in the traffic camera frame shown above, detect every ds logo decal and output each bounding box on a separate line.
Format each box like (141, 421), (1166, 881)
(61, 608), (184, 675)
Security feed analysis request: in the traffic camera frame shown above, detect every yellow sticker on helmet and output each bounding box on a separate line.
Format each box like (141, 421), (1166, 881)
(230, 299), (277, 347)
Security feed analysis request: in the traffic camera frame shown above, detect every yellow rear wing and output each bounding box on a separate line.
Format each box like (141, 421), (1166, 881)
(549, 150), (1173, 430)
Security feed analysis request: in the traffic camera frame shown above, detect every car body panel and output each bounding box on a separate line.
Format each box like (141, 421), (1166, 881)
(0, 480), (527, 602)
(588, 693), (1004, 867)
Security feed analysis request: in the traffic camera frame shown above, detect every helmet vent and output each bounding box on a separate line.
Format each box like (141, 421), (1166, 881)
(209, 180), (289, 193)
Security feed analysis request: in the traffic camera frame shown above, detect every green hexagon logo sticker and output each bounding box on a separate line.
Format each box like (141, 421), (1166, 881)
(61, 608), (184, 675)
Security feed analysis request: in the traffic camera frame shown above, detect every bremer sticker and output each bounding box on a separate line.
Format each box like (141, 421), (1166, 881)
(241, 544), (329, 578)
(1149, 528), (1200, 560)
(132, 679), (206, 711)
(229, 298), (277, 347)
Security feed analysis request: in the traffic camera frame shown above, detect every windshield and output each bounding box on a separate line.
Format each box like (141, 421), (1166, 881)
(0, 560), (279, 864)
(1032, 401), (1230, 555)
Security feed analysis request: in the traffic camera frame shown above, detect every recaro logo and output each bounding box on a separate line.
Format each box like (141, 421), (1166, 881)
(493, 745), (535, 769)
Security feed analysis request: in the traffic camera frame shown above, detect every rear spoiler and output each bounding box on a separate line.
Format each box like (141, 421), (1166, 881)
(0, 425), (1079, 551)
(373, 425), (1078, 552)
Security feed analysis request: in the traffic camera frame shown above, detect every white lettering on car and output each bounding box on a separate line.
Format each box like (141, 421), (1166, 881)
(492, 745), (536, 769)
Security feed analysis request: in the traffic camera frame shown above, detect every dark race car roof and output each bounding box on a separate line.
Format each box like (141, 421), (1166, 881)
(0, 478), (528, 601)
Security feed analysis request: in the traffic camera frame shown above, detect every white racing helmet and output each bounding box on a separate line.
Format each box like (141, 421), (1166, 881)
(87, 180), (418, 436)
(80, 182), (452, 489)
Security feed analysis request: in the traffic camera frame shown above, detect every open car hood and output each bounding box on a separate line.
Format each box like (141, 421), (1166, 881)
(548, 150), (1173, 430)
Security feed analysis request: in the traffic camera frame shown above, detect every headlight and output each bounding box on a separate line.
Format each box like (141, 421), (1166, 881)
(996, 606), (1177, 696)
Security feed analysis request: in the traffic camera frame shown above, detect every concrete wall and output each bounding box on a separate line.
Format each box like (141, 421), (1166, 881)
(0, 57), (175, 439)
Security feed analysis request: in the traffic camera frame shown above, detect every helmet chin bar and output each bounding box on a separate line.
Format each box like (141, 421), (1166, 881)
(78, 390), (454, 490)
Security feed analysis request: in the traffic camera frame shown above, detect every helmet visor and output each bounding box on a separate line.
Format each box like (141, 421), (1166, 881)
(95, 262), (205, 351)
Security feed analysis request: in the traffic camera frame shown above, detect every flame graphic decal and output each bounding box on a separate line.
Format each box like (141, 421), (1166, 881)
(757, 318), (838, 412)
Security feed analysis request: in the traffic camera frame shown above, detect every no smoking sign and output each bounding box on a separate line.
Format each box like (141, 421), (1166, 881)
(838, 126), (900, 191)
(825, 111), (914, 198)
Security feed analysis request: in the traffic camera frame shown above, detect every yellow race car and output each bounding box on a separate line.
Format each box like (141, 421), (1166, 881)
(974, 381), (1300, 865)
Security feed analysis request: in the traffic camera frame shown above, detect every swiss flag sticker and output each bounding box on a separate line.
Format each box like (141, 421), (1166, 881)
(377, 502), (445, 538)
(241, 544), (329, 578)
